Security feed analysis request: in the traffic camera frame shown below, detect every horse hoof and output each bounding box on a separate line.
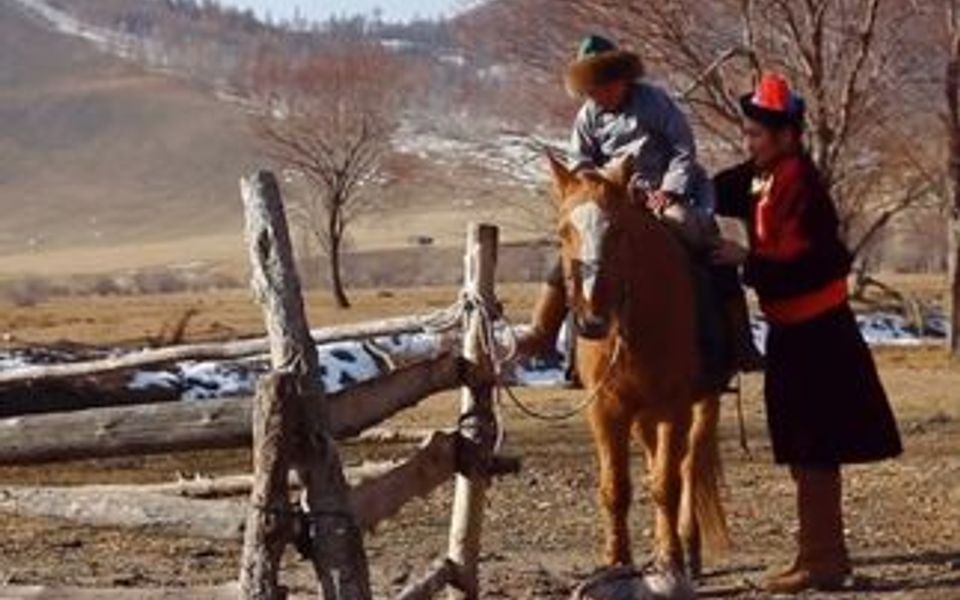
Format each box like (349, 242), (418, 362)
(645, 565), (696, 600)
(572, 565), (695, 600)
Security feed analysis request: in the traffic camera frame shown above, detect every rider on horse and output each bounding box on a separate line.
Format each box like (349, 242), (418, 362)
(519, 34), (762, 385)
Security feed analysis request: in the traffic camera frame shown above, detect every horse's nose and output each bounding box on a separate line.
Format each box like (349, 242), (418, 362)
(576, 312), (609, 340)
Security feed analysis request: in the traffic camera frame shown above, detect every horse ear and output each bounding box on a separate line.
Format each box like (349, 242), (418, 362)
(545, 150), (576, 202)
(600, 155), (634, 191)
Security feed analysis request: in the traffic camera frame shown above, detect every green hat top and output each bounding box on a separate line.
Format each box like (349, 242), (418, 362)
(577, 34), (618, 60)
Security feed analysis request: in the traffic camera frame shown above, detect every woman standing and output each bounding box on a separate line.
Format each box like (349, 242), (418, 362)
(712, 73), (903, 593)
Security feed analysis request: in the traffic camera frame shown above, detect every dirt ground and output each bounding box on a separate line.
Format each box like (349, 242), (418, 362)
(0, 285), (957, 598)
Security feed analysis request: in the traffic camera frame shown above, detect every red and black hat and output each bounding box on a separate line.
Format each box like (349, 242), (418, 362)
(740, 73), (806, 129)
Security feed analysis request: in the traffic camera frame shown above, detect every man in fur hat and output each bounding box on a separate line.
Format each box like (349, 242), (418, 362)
(519, 35), (763, 386)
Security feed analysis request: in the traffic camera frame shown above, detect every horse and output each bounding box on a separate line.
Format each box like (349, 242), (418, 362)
(546, 154), (730, 585)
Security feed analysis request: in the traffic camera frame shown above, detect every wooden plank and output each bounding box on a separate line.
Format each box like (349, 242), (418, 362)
(240, 169), (371, 599)
(446, 223), (499, 600)
(0, 353), (461, 466)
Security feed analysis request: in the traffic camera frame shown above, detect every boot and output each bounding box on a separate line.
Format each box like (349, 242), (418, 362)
(723, 290), (764, 373)
(516, 283), (567, 360)
(764, 466), (852, 594)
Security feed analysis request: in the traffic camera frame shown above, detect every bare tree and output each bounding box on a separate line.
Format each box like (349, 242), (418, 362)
(458, 0), (937, 268)
(248, 39), (417, 308)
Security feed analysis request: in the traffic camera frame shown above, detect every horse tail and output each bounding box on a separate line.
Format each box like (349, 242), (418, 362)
(689, 394), (731, 555)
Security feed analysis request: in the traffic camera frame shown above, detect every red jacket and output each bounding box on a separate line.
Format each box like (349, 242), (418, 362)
(727, 155), (852, 324)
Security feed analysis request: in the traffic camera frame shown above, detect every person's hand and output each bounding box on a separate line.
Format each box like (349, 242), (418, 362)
(711, 239), (749, 266)
(646, 190), (678, 213)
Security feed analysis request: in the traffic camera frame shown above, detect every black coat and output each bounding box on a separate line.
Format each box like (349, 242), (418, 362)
(713, 160), (902, 466)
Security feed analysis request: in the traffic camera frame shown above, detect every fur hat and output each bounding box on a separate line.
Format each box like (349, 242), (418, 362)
(740, 72), (806, 129)
(565, 35), (644, 97)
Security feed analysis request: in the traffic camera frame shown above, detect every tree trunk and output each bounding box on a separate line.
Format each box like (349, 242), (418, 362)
(947, 45), (960, 359)
(328, 216), (350, 310)
(949, 212), (960, 358)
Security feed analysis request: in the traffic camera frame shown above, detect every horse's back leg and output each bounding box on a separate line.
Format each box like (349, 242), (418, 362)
(588, 400), (633, 566)
(680, 394), (729, 579)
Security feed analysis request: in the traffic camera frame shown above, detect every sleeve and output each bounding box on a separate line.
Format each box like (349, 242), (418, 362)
(712, 161), (755, 220)
(653, 90), (697, 197)
(569, 104), (600, 172)
(752, 161), (810, 262)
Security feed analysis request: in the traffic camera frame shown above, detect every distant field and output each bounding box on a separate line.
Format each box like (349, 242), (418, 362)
(0, 274), (947, 348)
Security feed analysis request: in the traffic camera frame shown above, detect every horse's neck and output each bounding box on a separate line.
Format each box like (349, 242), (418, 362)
(613, 208), (693, 335)
(620, 208), (687, 273)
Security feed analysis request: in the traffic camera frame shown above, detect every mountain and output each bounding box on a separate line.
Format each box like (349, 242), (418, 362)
(0, 0), (260, 276)
(0, 0), (557, 289)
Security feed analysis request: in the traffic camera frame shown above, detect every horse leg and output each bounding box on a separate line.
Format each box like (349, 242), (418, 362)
(681, 394), (729, 580)
(588, 402), (633, 566)
(638, 413), (688, 571)
(680, 397), (713, 579)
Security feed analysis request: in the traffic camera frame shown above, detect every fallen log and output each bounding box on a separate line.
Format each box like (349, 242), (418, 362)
(125, 460), (401, 499)
(0, 431), (460, 539)
(394, 560), (457, 600)
(0, 584), (263, 600)
(351, 430), (457, 529)
(0, 353), (465, 466)
(0, 486), (244, 540)
(0, 312), (458, 386)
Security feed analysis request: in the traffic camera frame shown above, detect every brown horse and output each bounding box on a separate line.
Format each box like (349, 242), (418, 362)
(546, 155), (729, 583)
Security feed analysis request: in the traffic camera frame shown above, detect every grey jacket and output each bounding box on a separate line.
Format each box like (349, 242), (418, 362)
(569, 81), (714, 213)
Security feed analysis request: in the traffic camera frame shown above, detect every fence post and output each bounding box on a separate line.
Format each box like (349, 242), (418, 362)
(446, 223), (499, 599)
(239, 372), (296, 599)
(239, 170), (371, 600)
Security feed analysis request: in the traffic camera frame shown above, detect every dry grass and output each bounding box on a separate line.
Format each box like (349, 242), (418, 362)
(0, 284), (539, 347)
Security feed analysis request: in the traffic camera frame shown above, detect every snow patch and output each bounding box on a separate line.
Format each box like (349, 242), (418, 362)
(0, 311), (946, 403)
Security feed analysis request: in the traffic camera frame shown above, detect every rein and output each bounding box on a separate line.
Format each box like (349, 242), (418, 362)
(464, 288), (624, 424)
(501, 333), (623, 422)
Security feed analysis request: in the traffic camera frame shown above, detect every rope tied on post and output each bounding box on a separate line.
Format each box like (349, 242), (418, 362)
(457, 286), (621, 424)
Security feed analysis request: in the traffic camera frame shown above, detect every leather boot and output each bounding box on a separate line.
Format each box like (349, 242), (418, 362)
(764, 466), (851, 594)
(516, 283), (567, 360)
(723, 290), (764, 373)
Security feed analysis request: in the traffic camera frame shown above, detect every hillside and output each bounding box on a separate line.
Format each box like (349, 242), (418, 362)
(0, 0), (556, 287)
(0, 0), (270, 280)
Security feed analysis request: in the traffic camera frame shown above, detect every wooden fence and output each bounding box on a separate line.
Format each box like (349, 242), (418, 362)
(0, 170), (520, 600)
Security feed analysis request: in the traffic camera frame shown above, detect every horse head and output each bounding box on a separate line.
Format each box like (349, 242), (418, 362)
(547, 153), (634, 341)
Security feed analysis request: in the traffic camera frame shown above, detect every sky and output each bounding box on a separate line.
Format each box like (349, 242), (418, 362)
(220, 0), (466, 23)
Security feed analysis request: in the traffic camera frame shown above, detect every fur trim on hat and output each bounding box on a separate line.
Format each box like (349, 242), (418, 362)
(565, 50), (644, 97)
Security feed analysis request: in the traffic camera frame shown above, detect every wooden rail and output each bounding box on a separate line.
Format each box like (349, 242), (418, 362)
(0, 353), (465, 466)
(0, 313), (457, 385)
